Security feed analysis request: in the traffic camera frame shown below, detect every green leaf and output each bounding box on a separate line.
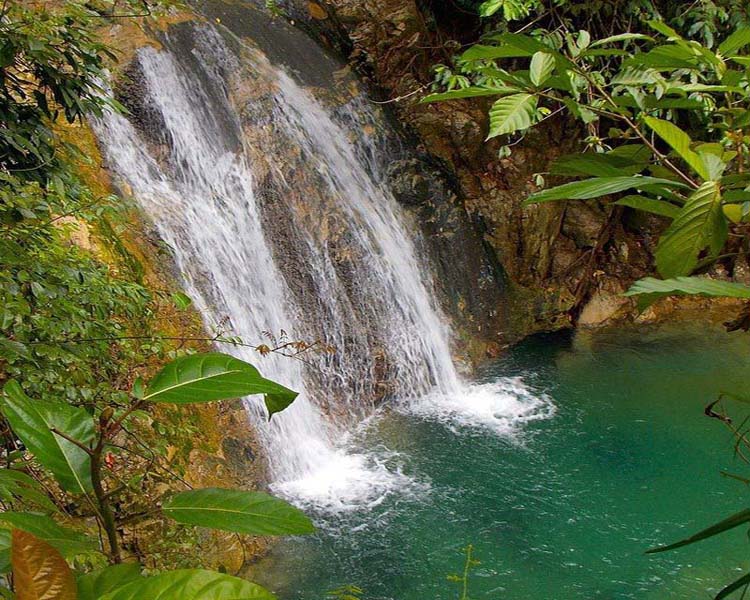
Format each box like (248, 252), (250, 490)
(643, 117), (710, 180)
(0, 336), (29, 360)
(716, 572), (750, 600)
(590, 33), (655, 47)
(171, 292), (192, 310)
(525, 176), (687, 204)
(718, 27), (750, 57)
(487, 93), (537, 139)
(0, 512), (96, 558)
(162, 488), (315, 536)
(1, 381), (94, 494)
(77, 564), (142, 600)
(420, 86), (519, 103)
(550, 153), (646, 177)
(625, 277), (750, 307)
(144, 353), (298, 419)
(99, 569), (276, 600)
(614, 195), (679, 218)
(461, 34), (543, 61)
(0, 530), (9, 574)
(626, 45), (698, 70)
(655, 181), (727, 277)
(647, 508), (750, 554)
(529, 51), (555, 86)
(0, 469), (59, 513)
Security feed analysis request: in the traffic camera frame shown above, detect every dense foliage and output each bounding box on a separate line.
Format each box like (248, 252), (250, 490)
(429, 1), (750, 304)
(0, 1), (315, 598)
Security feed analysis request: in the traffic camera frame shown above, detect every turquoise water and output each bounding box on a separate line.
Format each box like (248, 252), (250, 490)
(253, 324), (750, 599)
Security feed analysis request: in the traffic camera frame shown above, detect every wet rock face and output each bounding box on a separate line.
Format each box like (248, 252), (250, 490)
(281, 0), (679, 339)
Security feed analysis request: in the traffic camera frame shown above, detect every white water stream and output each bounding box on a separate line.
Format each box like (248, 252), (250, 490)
(94, 24), (550, 510)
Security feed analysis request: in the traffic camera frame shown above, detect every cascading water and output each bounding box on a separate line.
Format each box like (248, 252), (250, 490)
(94, 20), (551, 510)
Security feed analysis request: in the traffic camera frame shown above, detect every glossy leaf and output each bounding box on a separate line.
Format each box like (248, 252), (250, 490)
(487, 93), (537, 138)
(614, 195), (679, 218)
(624, 277), (750, 308)
(0, 529), (9, 574)
(0, 513), (95, 558)
(421, 86), (519, 103)
(718, 27), (750, 56)
(0, 469), (58, 513)
(529, 51), (555, 86)
(12, 529), (77, 600)
(590, 33), (654, 47)
(550, 153), (646, 177)
(77, 563), (142, 600)
(162, 488), (315, 536)
(144, 353), (298, 419)
(643, 117), (710, 180)
(655, 181), (727, 277)
(99, 569), (276, 600)
(525, 176), (686, 204)
(1, 381), (94, 494)
(647, 509), (750, 554)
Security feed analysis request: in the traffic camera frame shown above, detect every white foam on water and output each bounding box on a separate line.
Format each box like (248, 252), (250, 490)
(404, 377), (555, 436)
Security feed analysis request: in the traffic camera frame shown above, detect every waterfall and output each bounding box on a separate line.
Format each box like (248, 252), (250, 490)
(94, 22), (548, 510)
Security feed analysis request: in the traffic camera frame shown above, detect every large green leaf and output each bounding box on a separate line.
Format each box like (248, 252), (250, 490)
(0, 513), (96, 558)
(487, 93), (537, 138)
(647, 509), (750, 554)
(421, 86), (519, 103)
(643, 117), (710, 180)
(0, 469), (58, 513)
(718, 27), (750, 57)
(525, 176), (686, 204)
(162, 488), (314, 536)
(624, 276), (750, 310)
(590, 33), (654, 47)
(529, 51), (555, 86)
(144, 353), (298, 419)
(655, 181), (727, 277)
(614, 195), (679, 218)
(1, 381), (94, 494)
(550, 153), (646, 177)
(99, 569), (276, 600)
(77, 564), (142, 600)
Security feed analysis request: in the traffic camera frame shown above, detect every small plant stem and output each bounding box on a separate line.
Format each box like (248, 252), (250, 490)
(91, 432), (122, 563)
(461, 544), (473, 600)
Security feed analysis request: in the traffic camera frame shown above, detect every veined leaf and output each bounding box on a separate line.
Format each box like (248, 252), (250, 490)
(77, 564), (142, 600)
(647, 508), (750, 554)
(162, 488), (314, 536)
(171, 292), (192, 310)
(525, 176), (686, 204)
(487, 93), (537, 139)
(655, 181), (727, 277)
(0, 530), (9, 574)
(718, 27), (750, 57)
(0, 469), (58, 513)
(625, 277), (750, 304)
(99, 569), (276, 600)
(529, 51), (555, 86)
(144, 353), (298, 419)
(1, 381), (94, 494)
(12, 530), (77, 600)
(550, 152), (647, 177)
(0, 513), (96, 559)
(614, 195), (679, 218)
(421, 85), (519, 103)
(590, 33), (654, 47)
(643, 116), (711, 180)
(625, 45), (698, 70)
